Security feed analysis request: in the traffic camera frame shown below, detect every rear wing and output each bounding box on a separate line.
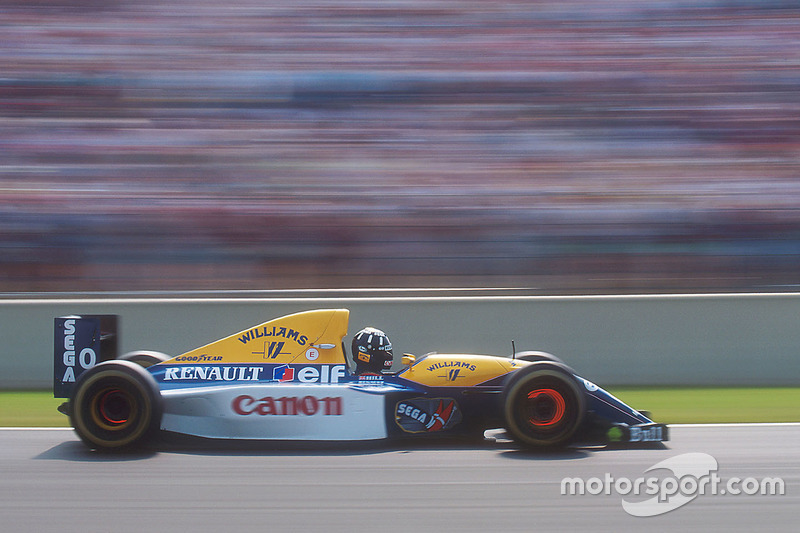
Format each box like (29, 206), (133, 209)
(54, 315), (119, 398)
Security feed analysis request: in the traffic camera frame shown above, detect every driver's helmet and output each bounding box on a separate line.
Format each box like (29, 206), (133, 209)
(351, 327), (394, 374)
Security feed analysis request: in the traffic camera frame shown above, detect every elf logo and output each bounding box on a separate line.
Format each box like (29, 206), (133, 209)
(295, 365), (347, 384)
(261, 364), (351, 384)
(273, 365), (295, 382)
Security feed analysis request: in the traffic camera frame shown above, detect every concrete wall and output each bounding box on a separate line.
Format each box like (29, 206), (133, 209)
(2, 293), (799, 388)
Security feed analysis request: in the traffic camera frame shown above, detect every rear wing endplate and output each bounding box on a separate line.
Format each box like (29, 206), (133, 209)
(54, 315), (119, 398)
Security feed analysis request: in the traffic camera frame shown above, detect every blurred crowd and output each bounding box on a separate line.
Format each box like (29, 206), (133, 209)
(1, 0), (800, 294)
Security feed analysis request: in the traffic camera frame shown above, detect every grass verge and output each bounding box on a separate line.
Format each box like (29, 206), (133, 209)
(1, 388), (798, 427)
(0, 391), (70, 427)
(609, 387), (800, 424)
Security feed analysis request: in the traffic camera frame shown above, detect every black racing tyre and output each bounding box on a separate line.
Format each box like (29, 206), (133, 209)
(69, 360), (162, 451)
(119, 350), (171, 368)
(514, 351), (573, 373)
(502, 362), (585, 448)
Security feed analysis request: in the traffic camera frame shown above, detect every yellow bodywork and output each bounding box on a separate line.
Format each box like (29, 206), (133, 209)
(160, 307), (524, 387)
(163, 309), (350, 365)
(401, 353), (524, 387)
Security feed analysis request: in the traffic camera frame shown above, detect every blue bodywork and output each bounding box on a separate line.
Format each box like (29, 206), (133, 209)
(146, 359), (667, 445)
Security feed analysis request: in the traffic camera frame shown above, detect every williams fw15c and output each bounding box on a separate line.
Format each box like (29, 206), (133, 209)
(54, 309), (668, 451)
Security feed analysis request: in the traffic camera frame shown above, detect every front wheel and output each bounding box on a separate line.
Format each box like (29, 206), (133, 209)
(69, 360), (162, 451)
(502, 363), (585, 448)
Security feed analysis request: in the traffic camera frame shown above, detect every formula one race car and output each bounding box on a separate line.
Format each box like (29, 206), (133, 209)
(54, 309), (668, 451)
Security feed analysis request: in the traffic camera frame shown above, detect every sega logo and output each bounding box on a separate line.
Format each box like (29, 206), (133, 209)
(59, 319), (96, 384)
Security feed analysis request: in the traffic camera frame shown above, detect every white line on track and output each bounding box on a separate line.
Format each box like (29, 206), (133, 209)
(0, 427), (73, 431)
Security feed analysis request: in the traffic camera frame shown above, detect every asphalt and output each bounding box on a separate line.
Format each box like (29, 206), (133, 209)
(1, 425), (797, 532)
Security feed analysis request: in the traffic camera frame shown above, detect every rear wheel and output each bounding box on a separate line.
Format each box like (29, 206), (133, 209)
(502, 363), (585, 448)
(119, 350), (171, 368)
(70, 360), (162, 451)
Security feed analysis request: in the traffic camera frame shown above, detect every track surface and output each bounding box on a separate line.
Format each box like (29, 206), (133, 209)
(2, 425), (797, 532)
